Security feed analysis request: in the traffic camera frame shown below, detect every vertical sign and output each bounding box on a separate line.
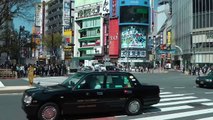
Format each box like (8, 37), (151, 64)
(167, 32), (171, 44)
(63, 0), (71, 26)
(109, 18), (119, 57)
(111, 0), (117, 17)
(102, 0), (110, 15)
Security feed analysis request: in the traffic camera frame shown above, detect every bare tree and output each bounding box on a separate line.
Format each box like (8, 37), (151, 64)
(0, 0), (36, 27)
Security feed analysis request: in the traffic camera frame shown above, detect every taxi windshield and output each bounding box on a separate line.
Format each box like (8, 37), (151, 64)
(207, 71), (213, 76)
(62, 72), (86, 87)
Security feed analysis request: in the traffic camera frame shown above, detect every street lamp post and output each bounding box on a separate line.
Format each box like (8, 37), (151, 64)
(126, 43), (130, 72)
(193, 43), (196, 67)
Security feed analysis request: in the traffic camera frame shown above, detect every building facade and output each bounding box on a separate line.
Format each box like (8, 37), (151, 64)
(172, 0), (213, 69)
(73, 0), (105, 66)
(117, 0), (150, 67)
(33, 0), (75, 64)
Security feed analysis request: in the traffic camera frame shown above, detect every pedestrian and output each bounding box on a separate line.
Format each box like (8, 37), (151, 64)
(28, 64), (34, 86)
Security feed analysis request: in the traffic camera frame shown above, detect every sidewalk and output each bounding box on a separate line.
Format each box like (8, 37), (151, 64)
(0, 78), (35, 94)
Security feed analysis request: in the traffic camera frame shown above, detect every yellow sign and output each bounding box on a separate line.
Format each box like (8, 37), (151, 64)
(64, 29), (72, 36)
(168, 32), (171, 44)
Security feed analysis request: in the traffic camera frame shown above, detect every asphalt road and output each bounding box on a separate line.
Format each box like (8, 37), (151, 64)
(1, 71), (213, 120)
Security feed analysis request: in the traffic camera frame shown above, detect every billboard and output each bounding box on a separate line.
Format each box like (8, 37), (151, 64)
(121, 26), (147, 49)
(109, 18), (119, 57)
(120, 6), (149, 23)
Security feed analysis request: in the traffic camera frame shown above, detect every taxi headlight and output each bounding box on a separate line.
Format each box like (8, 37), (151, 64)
(206, 79), (212, 82)
(24, 95), (32, 104)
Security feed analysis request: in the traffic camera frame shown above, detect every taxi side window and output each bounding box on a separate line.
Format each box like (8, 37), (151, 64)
(106, 75), (132, 89)
(77, 74), (104, 90)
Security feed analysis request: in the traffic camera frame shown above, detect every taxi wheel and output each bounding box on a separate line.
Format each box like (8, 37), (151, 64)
(38, 102), (60, 120)
(125, 98), (142, 115)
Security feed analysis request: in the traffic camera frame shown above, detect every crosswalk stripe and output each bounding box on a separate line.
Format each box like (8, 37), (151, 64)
(201, 102), (213, 106)
(160, 92), (172, 95)
(153, 99), (211, 107)
(131, 108), (213, 120)
(160, 93), (194, 98)
(160, 96), (197, 102)
(196, 117), (213, 120)
(159, 105), (193, 112)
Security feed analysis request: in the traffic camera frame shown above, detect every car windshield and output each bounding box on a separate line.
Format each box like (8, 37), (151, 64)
(61, 72), (86, 87)
(207, 71), (213, 76)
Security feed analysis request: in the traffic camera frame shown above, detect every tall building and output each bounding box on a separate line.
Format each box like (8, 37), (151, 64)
(172, 0), (213, 69)
(73, 0), (105, 66)
(33, 0), (75, 64)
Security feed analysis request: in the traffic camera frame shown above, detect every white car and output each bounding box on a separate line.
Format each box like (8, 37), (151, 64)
(94, 64), (106, 71)
(165, 63), (171, 69)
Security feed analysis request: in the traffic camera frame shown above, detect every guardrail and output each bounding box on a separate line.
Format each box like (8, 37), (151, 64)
(0, 69), (16, 79)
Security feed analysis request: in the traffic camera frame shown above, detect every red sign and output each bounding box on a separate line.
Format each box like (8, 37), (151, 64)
(109, 18), (119, 57)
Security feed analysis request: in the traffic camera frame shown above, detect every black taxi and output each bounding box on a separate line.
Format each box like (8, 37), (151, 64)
(22, 71), (160, 120)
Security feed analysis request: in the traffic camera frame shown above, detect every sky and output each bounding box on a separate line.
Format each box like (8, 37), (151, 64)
(13, 0), (39, 33)
(14, 17), (34, 32)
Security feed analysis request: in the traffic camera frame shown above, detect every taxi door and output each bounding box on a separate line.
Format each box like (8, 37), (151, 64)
(103, 73), (134, 111)
(62, 73), (106, 114)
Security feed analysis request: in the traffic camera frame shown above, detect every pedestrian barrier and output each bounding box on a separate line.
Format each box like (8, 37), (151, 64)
(0, 69), (16, 79)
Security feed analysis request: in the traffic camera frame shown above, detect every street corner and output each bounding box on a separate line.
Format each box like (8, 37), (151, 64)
(0, 85), (35, 94)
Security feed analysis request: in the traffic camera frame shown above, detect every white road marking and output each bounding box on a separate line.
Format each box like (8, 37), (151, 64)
(160, 93), (194, 98)
(0, 81), (5, 88)
(205, 92), (213, 94)
(160, 92), (172, 95)
(131, 108), (213, 120)
(115, 115), (127, 118)
(196, 117), (213, 120)
(153, 99), (211, 107)
(174, 87), (185, 89)
(201, 102), (213, 106)
(0, 93), (23, 96)
(159, 105), (193, 112)
(160, 96), (197, 102)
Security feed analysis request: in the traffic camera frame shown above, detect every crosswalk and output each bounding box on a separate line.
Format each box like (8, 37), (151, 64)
(128, 91), (213, 120)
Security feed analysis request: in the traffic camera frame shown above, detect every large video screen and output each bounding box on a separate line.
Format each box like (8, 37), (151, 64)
(120, 6), (149, 23)
(121, 26), (147, 49)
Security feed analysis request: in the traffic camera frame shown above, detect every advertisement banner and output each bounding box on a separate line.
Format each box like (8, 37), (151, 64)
(102, 0), (110, 15)
(121, 26), (147, 49)
(63, 0), (70, 26)
(109, 18), (119, 56)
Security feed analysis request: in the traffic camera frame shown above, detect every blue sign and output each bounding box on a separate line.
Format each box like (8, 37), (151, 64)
(157, 49), (176, 54)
